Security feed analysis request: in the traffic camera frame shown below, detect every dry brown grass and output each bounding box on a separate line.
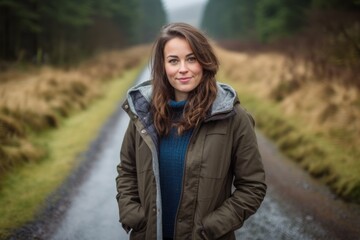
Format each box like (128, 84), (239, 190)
(0, 44), (151, 175)
(215, 45), (360, 201)
(216, 46), (360, 139)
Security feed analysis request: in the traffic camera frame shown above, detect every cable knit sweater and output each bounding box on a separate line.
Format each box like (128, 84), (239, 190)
(159, 100), (193, 238)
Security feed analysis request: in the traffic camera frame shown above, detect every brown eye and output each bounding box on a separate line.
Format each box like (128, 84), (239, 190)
(169, 59), (178, 65)
(187, 57), (197, 63)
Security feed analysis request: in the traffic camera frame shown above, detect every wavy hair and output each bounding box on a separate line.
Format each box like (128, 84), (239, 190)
(151, 23), (219, 136)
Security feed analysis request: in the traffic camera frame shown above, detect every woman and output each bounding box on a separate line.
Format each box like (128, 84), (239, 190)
(116, 22), (266, 240)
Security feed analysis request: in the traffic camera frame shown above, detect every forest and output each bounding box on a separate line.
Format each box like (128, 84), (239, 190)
(202, 0), (360, 85)
(0, 0), (166, 65)
(202, 0), (359, 42)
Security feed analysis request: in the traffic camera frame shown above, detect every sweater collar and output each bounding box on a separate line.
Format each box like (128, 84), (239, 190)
(168, 99), (187, 108)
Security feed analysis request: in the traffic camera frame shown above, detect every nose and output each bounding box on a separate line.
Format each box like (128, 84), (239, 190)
(179, 61), (188, 74)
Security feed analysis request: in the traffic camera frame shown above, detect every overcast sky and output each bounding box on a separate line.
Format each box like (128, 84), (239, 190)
(162, 0), (208, 10)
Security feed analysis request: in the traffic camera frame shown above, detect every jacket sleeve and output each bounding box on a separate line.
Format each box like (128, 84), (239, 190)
(202, 104), (267, 238)
(116, 120), (146, 232)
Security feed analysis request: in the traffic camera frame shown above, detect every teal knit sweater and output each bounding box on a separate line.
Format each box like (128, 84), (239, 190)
(159, 100), (193, 238)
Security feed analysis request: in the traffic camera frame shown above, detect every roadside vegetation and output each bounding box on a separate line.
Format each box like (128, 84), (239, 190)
(0, 45), (150, 176)
(0, 45), (150, 238)
(216, 46), (360, 203)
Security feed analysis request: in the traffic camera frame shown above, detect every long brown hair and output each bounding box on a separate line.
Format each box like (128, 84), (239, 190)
(151, 22), (219, 136)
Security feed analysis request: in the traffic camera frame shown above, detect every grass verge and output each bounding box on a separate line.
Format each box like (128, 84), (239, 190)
(0, 65), (142, 238)
(220, 73), (360, 203)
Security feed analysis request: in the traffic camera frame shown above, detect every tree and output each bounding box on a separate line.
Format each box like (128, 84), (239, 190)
(138, 0), (167, 43)
(0, 0), (167, 64)
(255, 0), (311, 42)
(0, 0), (41, 60)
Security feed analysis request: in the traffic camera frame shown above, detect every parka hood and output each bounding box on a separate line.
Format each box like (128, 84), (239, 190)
(211, 82), (237, 115)
(125, 80), (238, 117)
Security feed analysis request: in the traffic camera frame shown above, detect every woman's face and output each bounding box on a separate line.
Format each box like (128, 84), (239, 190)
(163, 37), (203, 101)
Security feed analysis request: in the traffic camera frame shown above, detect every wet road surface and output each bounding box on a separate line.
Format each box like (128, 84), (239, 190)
(50, 67), (360, 240)
(237, 133), (360, 240)
(50, 106), (128, 239)
(51, 68), (151, 240)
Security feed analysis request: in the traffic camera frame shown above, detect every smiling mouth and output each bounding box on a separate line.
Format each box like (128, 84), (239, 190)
(177, 77), (192, 82)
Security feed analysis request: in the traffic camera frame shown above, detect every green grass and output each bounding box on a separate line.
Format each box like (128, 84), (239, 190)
(221, 75), (360, 203)
(0, 66), (141, 238)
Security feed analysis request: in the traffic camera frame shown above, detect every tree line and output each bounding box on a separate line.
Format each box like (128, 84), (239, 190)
(0, 0), (166, 65)
(202, 0), (360, 43)
(201, 0), (360, 87)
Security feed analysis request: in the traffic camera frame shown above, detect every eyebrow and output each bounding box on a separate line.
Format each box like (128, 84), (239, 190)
(166, 53), (195, 59)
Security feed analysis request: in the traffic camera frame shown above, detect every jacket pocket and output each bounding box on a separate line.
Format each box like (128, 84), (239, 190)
(197, 178), (228, 201)
(201, 134), (231, 178)
(135, 136), (153, 173)
(200, 120), (231, 179)
(130, 224), (147, 240)
(121, 204), (146, 231)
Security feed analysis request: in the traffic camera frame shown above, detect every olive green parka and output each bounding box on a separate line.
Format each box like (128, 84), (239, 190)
(116, 80), (266, 240)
